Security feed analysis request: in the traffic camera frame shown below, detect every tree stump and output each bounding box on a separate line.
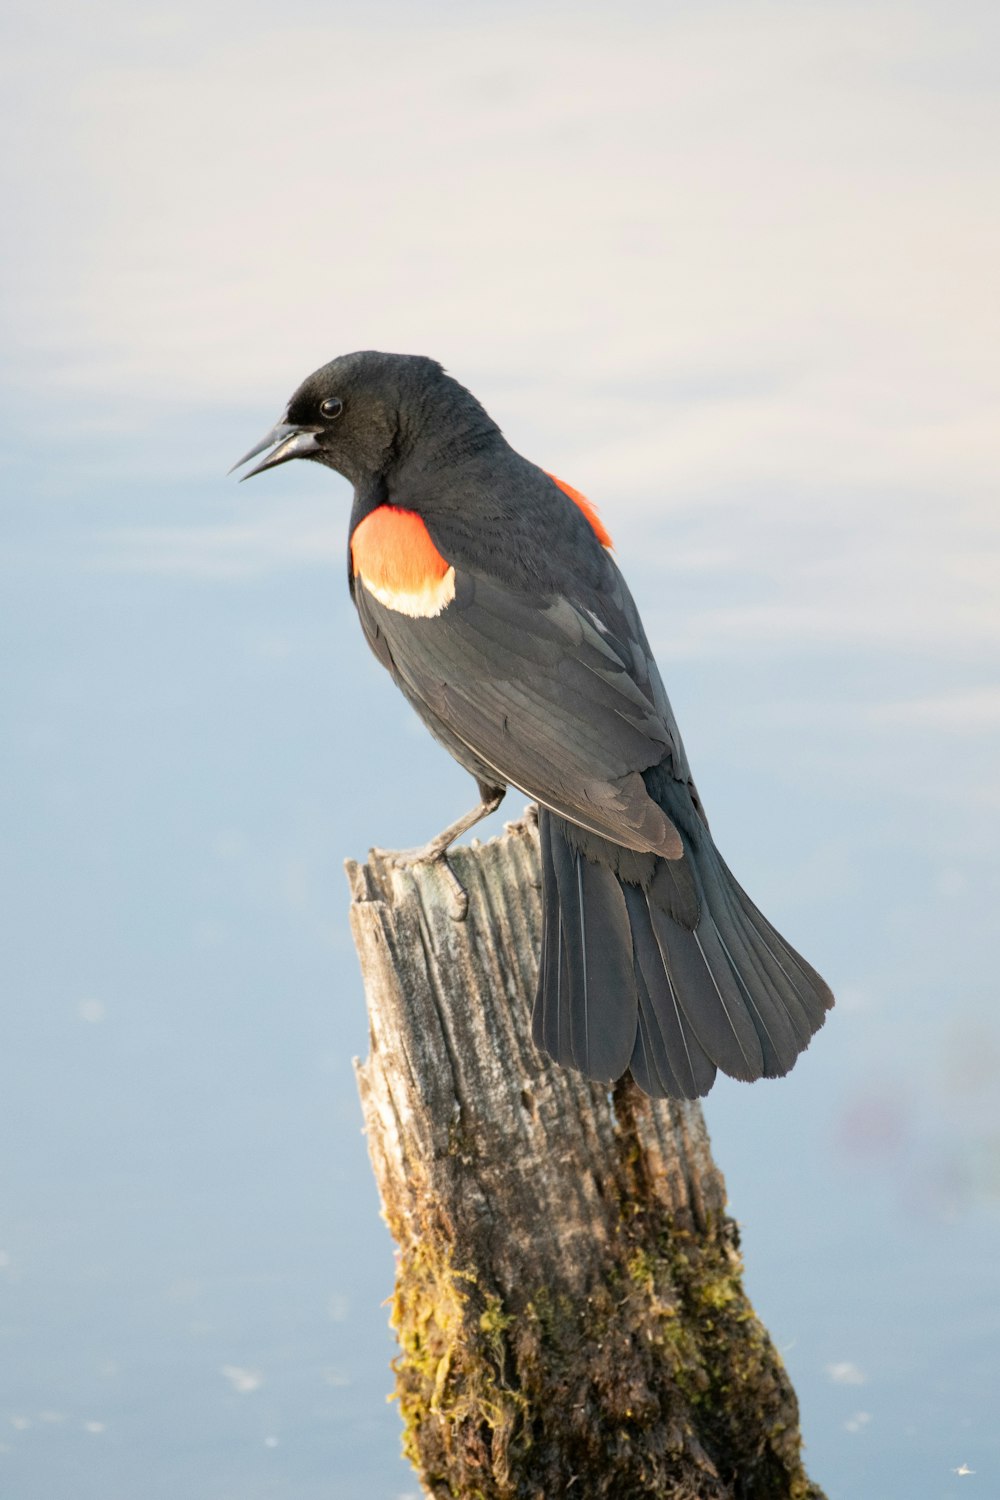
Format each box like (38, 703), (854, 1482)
(346, 811), (824, 1500)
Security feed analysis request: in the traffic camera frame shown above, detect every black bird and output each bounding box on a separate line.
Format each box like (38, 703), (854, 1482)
(233, 351), (834, 1098)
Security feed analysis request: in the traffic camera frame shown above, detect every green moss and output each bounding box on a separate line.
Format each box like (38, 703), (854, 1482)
(479, 1296), (515, 1337)
(625, 1246), (657, 1292)
(616, 1209), (812, 1489)
(694, 1270), (742, 1313)
(389, 1196), (815, 1497)
(390, 1237), (528, 1483)
(517, 1283), (577, 1346)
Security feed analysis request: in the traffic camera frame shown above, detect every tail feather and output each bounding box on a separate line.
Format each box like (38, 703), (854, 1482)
(624, 884), (717, 1098)
(628, 1003), (660, 1098)
(542, 813), (637, 1083)
(630, 968), (689, 1099)
(534, 816), (562, 1057)
(715, 861), (830, 1047)
(532, 808), (833, 1099)
(694, 843), (807, 1073)
(729, 875), (832, 1033)
(646, 902), (765, 1081)
(710, 910), (803, 1076)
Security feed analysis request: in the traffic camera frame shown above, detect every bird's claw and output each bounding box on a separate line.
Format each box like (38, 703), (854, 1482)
(372, 842), (445, 868)
(371, 845), (469, 921)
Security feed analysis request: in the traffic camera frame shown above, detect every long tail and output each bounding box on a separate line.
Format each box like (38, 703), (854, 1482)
(532, 807), (834, 1099)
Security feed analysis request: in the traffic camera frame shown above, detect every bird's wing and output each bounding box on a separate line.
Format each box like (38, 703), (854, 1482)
(354, 559), (688, 857)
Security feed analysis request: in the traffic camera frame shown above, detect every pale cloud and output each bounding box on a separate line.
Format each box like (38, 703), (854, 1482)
(870, 687), (1000, 730)
(220, 1364), (263, 1394)
(98, 497), (345, 579)
(826, 1360), (867, 1386)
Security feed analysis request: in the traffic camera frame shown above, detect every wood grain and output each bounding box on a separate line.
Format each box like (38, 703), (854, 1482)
(348, 811), (824, 1499)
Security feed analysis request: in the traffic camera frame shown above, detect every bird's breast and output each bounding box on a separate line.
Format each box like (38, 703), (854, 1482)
(351, 505), (456, 619)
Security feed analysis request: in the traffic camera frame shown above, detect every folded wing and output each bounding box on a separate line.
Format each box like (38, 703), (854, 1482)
(354, 562), (687, 858)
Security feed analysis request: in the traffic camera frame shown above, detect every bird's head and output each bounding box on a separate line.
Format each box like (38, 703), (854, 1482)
(230, 350), (498, 491)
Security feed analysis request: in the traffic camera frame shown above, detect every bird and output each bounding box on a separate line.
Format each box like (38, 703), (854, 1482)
(232, 351), (834, 1099)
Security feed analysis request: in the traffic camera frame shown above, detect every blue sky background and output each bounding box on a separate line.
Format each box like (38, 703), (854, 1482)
(2, 2), (999, 1496)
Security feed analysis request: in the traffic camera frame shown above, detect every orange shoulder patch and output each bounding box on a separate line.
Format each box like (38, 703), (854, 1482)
(547, 473), (613, 549)
(351, 505), (456, 618)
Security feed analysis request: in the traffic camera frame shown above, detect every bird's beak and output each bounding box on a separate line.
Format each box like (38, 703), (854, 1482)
(229, 421), (321, 480)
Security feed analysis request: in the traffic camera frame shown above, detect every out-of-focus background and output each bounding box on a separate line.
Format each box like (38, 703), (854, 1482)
(2, 2), (999, 1496)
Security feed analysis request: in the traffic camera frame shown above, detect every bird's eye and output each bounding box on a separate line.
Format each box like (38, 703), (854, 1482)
(320, 397), (344, 419)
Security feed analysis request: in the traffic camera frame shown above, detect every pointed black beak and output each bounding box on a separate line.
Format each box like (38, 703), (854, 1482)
(229, 420), (321, 480)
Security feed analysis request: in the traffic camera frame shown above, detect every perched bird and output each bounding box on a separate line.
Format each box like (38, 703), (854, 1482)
(232, 352), (833, 1099)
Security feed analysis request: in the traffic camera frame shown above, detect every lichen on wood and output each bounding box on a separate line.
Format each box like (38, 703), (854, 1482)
(347, 812), (825, 1500)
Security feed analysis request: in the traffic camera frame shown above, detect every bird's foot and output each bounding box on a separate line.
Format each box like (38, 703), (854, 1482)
(370, 842), (469, 921)
(369, 788), (504, 922)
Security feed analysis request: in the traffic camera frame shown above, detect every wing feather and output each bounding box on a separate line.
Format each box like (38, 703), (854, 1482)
(355, 563), (686, 857)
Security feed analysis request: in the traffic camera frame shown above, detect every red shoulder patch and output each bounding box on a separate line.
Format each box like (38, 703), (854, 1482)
(351, 505), (449, 590)
(351, 506), (455, 618)
(547, 474), (613, 548)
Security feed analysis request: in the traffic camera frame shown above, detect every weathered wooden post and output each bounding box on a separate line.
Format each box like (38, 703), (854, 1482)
(347, 811), (824, 1500)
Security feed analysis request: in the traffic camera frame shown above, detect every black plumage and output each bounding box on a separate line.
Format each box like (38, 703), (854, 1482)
(233, 351), (834, 1098)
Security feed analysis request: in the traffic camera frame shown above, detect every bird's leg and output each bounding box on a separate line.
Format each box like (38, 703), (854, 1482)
(393, 787), (506, 864)
(372, 784), (505, 920)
